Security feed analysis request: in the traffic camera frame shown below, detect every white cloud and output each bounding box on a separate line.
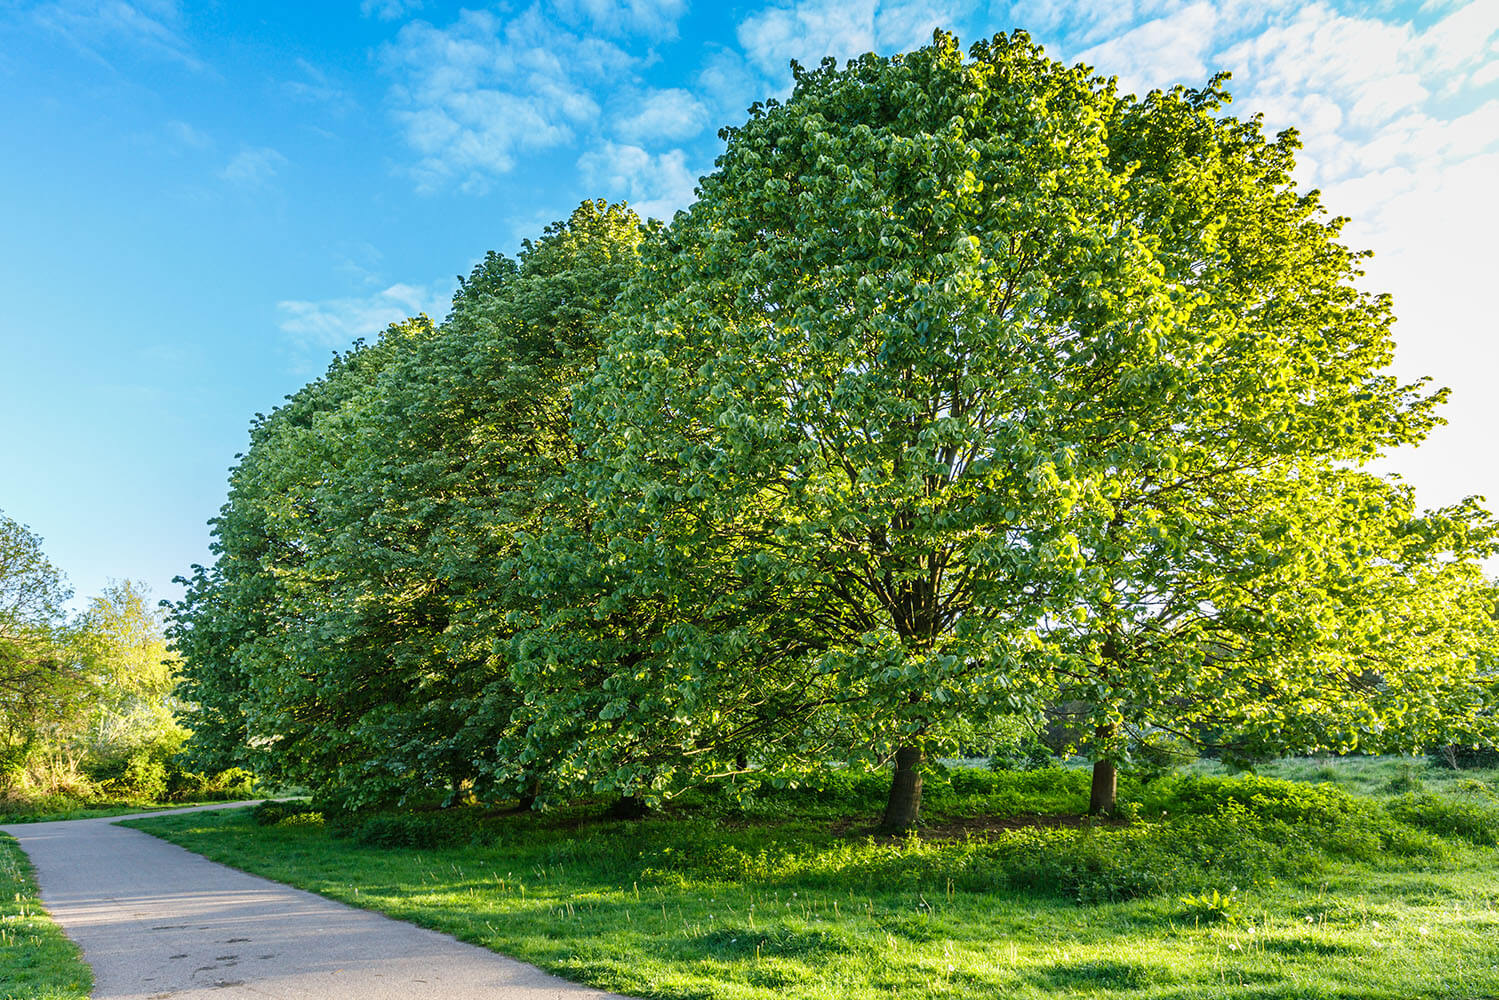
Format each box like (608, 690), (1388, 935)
(578, 141), (698, 221)
(1417, 0), (1499, 74)
(613, 87), (709, 142)
(381, 5), (636, 192)
(29, 0), (202, 71)
(1071, 2), (1218, 95)
(550, 0), (688, 39)
(1002, 0), (1145, 51)
(219, 147), (286, 187)
(738, 0), (877, 78)
(736, 0), (961, 81)
(277, 281), (451, 369)
(875, 0), (966, 52)
(1358, 150), (1499, 514)
(696, 46), (761, 120)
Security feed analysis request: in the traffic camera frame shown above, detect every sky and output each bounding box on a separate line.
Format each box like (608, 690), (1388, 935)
(0, 0), (1495, 610)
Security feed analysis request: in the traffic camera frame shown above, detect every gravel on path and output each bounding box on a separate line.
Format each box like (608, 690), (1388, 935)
(2, 803), (633, 1000)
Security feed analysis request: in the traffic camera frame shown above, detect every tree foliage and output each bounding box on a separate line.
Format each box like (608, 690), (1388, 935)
(0, 511), (80, 782)
(173, 200), (645, 806)
(171, 32), (1498, 827)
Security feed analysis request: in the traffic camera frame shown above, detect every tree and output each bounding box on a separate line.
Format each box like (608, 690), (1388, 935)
(0, 510), (80, 785)
(77, 581), (186, 762)
(551, 30), (1496, 828)
(172, 316), (441, 791)
(173, 201), (647, 808)
(1003, 77), (1498, 812)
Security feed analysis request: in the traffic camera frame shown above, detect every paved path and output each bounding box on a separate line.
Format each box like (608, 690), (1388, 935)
(2, 804), (631, 999)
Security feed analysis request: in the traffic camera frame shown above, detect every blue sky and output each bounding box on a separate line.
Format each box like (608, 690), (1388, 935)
(1, 0), (1496, 609)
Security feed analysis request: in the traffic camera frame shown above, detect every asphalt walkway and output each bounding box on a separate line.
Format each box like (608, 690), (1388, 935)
(2, 803), (630, 999)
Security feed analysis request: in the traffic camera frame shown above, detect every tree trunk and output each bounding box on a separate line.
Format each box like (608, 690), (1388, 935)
(880, 744), (924, 831)
(514, 776), (541, 812)
(1089, 757), (1117, 816)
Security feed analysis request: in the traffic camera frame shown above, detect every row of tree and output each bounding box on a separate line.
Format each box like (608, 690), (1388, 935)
(171, 31), (1498, 828)
(0, 511), (209, 802)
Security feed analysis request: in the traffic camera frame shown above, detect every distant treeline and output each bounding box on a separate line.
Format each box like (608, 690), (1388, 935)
(169, 31), (1497, 828)
(0, 512), (251, 809)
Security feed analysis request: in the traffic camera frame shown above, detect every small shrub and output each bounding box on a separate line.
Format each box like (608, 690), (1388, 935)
(1381, 761), (1426, 795)
(252, 800), (319, 826)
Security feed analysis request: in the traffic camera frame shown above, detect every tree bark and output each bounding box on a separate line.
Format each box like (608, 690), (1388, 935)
(1089, 757), (1117, 816)
(513, 776), (541, 813)
(880, 744), (924, 831)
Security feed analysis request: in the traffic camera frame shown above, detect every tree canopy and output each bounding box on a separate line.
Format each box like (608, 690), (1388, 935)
(171, 31), (1498, 827)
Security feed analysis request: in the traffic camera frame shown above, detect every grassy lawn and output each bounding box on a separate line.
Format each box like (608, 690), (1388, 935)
(0, 834), (90, 1000)
(128, 758), (1499, 1000)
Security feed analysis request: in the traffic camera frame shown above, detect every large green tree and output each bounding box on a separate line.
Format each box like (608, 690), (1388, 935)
(171, 316), (441, 793)
(540, 31), (1496, 828)
(173, 201), (645, 807)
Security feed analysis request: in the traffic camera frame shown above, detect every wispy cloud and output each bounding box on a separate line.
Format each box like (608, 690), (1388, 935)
(1071, 2), (1219, 97)
(29, 0), (203, 71)
(219, 147), (287, 187)
(163, 118), (212, 151)
(577, 140), (698, 221)
(361, 0), (424, 21)
(613, 87), (709, 142)
(277, 280), (450, 371)
(695, 46), (761, 119)
(281, 57), (355, 113)
(736, 0), (961, 80)
(550, 0), (688, 39)
(381, 5), (639, 192)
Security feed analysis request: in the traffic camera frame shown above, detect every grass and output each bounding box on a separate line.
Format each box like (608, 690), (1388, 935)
(0, 798), (249, 824)
(124, 756), (1499, 1000)
(0, 834), (90, 1000)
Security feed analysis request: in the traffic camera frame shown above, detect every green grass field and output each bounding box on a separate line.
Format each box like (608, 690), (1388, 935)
(124, 756), (1499, 1000)
(0, 834), (90, 1000)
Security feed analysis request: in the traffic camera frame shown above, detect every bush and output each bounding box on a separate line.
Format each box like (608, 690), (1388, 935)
(991, 801), (1294, 903)
(252, 799), (319, 826)
(1145, 774), (1357, 827)
(1381, 761), (1426, 795)
(165, 765), (255, 802)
